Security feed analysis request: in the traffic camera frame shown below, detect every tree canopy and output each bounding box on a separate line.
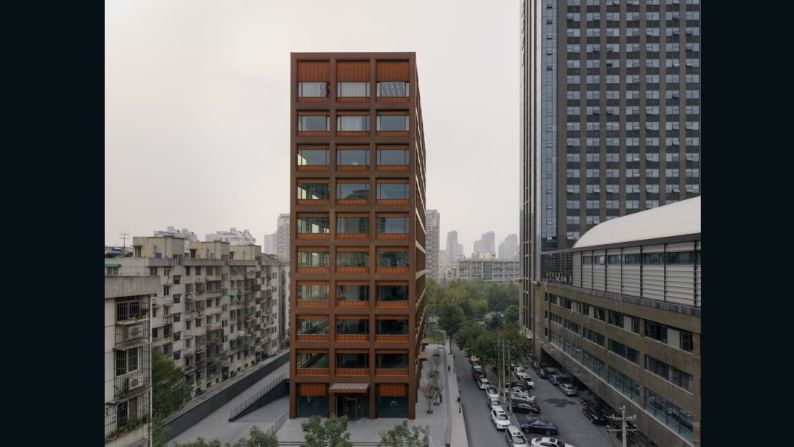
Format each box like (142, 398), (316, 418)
(301, 415), (352, 447)
(378, 421), (428, 447)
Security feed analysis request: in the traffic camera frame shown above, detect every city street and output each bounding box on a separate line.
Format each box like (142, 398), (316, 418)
(453, 342), (619, 447)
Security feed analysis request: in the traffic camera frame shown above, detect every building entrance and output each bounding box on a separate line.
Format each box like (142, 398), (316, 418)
(335, 395), (363, 420)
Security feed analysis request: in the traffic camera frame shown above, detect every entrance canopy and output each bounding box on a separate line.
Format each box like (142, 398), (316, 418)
(329, 382), (370, 394)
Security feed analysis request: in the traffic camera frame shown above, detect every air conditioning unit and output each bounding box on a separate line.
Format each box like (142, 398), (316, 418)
(128, 325), (144, 339)
(127, 375), (144, 390)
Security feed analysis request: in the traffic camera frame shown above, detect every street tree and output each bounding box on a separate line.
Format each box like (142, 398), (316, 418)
(437, 301), (465, 349)
(301, 415), (352, 447)
(378, 421), (429, 447)
(152, 349), (192, 419)
(503, 304), (519, 325)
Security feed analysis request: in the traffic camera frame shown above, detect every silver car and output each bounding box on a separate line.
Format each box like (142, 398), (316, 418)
(559, 383), (577, 396)
(505, 425), (529, 446)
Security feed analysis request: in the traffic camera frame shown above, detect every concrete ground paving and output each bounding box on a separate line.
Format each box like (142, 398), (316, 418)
(169, 362), (290, 445)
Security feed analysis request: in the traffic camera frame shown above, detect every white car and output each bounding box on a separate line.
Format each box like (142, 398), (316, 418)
(485, 385), (501, 401)
(559, 383), (577, 396)
(517, 372), (535, 388)
(491, 407), (511, 430)
(530, 437), (575, 447)
(505, 425), (529, 446)
(478, 377), (490, 390)
(488, 396), (501, 410)
(511, 391), (536, 402)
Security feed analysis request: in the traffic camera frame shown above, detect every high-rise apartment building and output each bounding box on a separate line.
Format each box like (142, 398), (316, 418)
(480, 231), (496, 255)
(105, 236), (288, 401)
(445, 230), (459, 266)
(521, 0), (701, 337)
(498, 233), (519, 259)
(104, 275), (159, 447)
(276, 213), (290, 261)
(425, 210), (440, 281)
(263, 233), (277, 255)
(289, 52), (427, 420)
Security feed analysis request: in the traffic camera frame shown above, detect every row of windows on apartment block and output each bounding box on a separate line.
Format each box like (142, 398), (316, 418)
(563, 168), (700, 178)
(298, 147), (408, 167)
(298, 182), (410, 201)
(297, 283), (409, 302)
(566, 90), (699, 101)
(297, 115), (410, 133)
(295, 352), (409, 370)
(548, 311), (693, 393)
(564, 179), (697, 194)
(565, 0), (700, 8)
(547, 330), (695, 442)
(546, 294), (695, 353)
(565, 104), (700, 115)
(296, 215), (410, 234)
(296, 319), (409, 336)
(565, 10), (700, 23)
(564, 194), (697, 212)
(295, 251), (411, 269)
(298, 82), (409, 99)
(564, 153), (699, 164)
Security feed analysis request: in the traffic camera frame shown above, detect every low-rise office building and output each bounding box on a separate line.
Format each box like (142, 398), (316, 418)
(104, 275), (160, 447)
(532, 196), (701, 447)
(455, 258), (521, 282)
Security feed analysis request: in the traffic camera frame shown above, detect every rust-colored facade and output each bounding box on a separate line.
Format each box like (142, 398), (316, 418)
(289, 52), (427, 420)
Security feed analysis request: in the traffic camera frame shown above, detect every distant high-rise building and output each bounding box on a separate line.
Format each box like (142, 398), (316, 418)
(276, 213), (290, 261)
(498, 234), (519, 259)
(457, 243), (465, 259)
(263, 233), (277, 255)
(205, 227), (256, 245)
(445, 230), (459, 265)
(480, 231), (495, 255)
(473, 240), (481, 254)
(426, 210), (440, 281)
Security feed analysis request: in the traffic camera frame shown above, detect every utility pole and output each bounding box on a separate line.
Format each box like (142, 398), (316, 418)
(607, 404), (638, 447)
(507, 342), (512, 420)
(120, 232), (129, 255)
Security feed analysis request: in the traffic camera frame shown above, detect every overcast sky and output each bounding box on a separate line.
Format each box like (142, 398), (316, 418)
(106, 0), (520, 254)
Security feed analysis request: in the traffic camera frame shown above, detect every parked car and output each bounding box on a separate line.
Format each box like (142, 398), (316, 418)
(486, 385), (501, 401)
(478, 377), (491, 390)
(559, 383), (577, 396)
(511, 400), (541, 414)
(505, 425), (529, 446)
(582, 405), (610, 425)
(489, 396), (502, 410)
(543, 367), (559, 380)
(520, 417), (559, 436)
(470, 355), (480, 364)
(473, 365), (485, 380)
(536, 367), (548, 378)
(491, 408), (511, 430)
(549, 374), (561, 386)
(557, 374), (572, 385)
(511, 394), (537, 404)
(530, 437), (575, 447)
(517, 371), (534, 387)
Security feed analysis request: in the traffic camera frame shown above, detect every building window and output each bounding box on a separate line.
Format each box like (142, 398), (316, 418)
(297, 250), (329, 268)
(377, 82), (408, 97)
(336, 251), (369, 269)
(298, 115), (330, 132)
(297, 283), (330, 301)
(336, 215), (369, 235)
(377, 249), (409, 267)
(376, 115), (409, 132)
(297, 182), (329, 200)
(644, 388), (694, 440)
(115, 347), (139, 376)
(298, 82), (327, 98)
(337, 182), (370, 201)
(337, 284), (369, 302)
(337, 115), (369, 132)
(377, 284), (408, 302)
(377, 216), (409, 234)
(680, 331), (694, 352)
(644, 320), (668, 343)
(337, 148), (369, 167)
(337, 82), (369, 97)
(297, 147), (329, 166)
(377, 182), (409, 200)
(608, 339), (639, 364)
(297, 319), (329, 335)
(608, 366), (640, 403)
(377, 147), (409, 166)
(296, 215), (330, 234)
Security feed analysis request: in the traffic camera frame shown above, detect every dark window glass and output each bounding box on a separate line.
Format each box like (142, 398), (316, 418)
(336, 319), (369, 334)
(377, 115), (409, 131)
(298, 116), (329, 131)
(607, 255), (621, 264)
(296, 352), (329, 368)
(378, 251), (409, 267)
(297, 216), (330, 233)
(608, 310), (624, 327)
(377, 183), (409, 199)
(336, 353), (368, 368)
(297, 183), (329, 200)
(377, 285), (408, 301)
(680, 331), (694, 352)
(297, 319), (328, 335)
(297, 284), (329, 300)
(666, 251), (696, 264)
(297, 251), (329, 267)
(336, 252), (368, 268)
(337, 284), (369, 301)
(376, 320), (408, 335)
(336, 216), (369, 234)
(642, 252), (664, 265)
(298, 149), (329, 165)
(644, 320), (668, 343)
(337, 183), (370, 200)
(377, 148), (409, 165)
(376, 353), (408, 369)
(622, 253), (642, 264)
(377, 216), (409, 233)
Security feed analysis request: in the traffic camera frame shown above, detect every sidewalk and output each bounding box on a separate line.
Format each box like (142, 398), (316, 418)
(446, 342), (469, 447)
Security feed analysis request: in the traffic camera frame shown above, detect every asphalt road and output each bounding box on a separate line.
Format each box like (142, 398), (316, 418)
(453, 342), (620, 447)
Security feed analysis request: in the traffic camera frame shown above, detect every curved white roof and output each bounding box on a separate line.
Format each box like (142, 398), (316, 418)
(573, 196), (700, 249)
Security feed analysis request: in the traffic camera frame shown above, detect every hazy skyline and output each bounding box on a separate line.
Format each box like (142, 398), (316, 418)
(105, 0), (520, 252)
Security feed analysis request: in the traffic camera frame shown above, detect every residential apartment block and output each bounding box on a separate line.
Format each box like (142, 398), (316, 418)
(105, 236), (289, 401)
(104, 275), (159, 447)
(289, 52), (427, 420)
(455, 258), (521, 282)
(425, 210), (440, 281)
(533, 197), (701, 446)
